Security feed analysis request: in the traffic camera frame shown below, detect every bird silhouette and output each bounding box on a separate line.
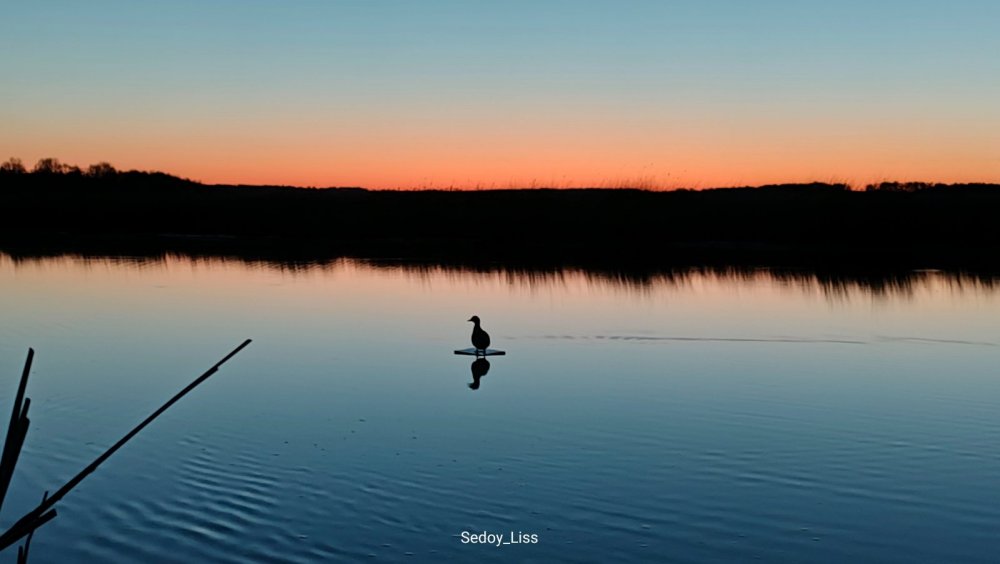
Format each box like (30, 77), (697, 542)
(469, 357), (490, 390)
(468, 315), (491, 355)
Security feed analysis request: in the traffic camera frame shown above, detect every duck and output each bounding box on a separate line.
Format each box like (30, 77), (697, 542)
(468, 315), (491, 355)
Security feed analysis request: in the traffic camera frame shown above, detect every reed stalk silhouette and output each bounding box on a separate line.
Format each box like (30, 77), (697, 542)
(0, 340), (252, 559)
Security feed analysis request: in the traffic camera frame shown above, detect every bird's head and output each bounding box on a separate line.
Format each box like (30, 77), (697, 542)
(468, 315), (480, 324)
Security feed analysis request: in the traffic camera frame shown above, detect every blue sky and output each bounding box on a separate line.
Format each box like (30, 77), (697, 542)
(2, 1), (998, 187)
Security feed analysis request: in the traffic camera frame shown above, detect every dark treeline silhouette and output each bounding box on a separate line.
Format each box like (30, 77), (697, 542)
(3, 158), (1000, 272)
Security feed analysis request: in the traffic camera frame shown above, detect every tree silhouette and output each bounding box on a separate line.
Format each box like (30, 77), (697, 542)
(0, 158), (26, 175)
(86, 162), (117, 178)
(32, 158), (67, 175)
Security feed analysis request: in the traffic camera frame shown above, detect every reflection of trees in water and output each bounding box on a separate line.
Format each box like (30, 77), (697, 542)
(2, 251), (999, 301)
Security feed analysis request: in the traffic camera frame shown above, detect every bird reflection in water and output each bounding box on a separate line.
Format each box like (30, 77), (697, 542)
(468, 358), (490, 390)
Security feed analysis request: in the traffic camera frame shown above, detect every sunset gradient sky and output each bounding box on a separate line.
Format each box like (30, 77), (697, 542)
(2, 1), (999, 189)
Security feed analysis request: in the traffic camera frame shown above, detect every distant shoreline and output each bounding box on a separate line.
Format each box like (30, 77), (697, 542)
(3, 165), (1000, 274)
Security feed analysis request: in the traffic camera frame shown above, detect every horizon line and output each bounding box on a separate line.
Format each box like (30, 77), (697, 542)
(3, 156), (1000, 192)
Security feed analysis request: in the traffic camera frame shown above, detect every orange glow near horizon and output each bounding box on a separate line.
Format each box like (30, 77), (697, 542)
(4, 59), (998, 190)
(6, 125), (999, 190)
(3, 61), (999, 190)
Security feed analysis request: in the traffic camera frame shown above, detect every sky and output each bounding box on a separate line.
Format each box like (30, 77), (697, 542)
(2, 1), (999, 189)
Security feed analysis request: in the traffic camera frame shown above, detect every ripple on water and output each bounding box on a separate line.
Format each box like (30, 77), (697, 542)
(66, 432), (330, 563)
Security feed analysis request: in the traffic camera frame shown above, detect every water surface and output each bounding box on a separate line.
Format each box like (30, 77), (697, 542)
(1, 254), (999, 562)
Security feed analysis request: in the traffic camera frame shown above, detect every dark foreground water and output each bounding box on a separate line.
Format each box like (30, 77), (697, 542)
(1, 254), (999, 563)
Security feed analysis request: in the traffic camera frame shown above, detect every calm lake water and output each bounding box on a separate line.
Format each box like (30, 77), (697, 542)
(1, 254), (999, 563)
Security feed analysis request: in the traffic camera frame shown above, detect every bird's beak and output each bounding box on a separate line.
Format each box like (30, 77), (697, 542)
(467, 318), (473, 322)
